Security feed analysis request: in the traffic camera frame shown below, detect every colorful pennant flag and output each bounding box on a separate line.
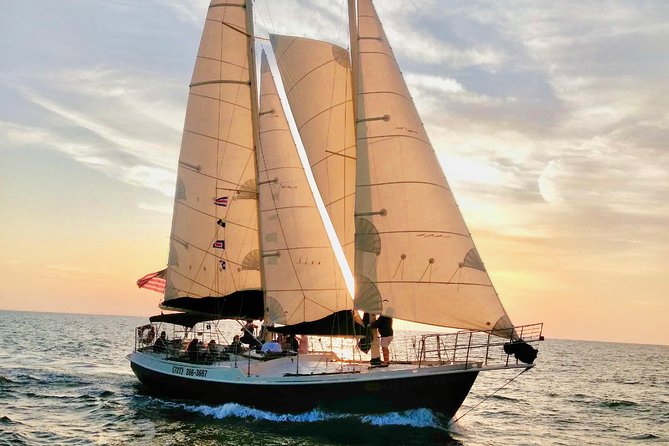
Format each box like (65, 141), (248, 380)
(219, 259), (226, 270)
(217, 219), (226, 228)
(136, 269), (166, 294)
(213, 240), (225, 249)
(214, 196), (228, 206)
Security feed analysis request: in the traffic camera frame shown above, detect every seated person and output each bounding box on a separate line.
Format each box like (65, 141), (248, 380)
(260, 338), (283, 354)
(283, 334), (299, 352)
(227, 335), (244, 354)
(206, 339), (219, 361)
(153, 331), (168, 353)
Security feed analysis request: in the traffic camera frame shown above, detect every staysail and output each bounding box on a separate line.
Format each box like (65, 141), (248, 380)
(162, 1), (262, 317)
(351, 0), (515, 335)
(257, 53), (354, 326)
(270, 35), (357, 269)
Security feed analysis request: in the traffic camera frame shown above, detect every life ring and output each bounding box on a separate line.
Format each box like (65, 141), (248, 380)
(137, 325), (156, 344)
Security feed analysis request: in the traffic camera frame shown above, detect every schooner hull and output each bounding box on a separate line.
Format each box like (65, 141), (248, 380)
(129, 353), (478, 418)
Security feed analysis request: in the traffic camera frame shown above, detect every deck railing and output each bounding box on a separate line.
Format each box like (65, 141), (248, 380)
(134, 321), (544, 370)
(417, 323), (544, 369)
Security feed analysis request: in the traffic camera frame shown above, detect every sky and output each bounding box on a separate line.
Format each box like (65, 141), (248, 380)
(1, 0), (667, 345)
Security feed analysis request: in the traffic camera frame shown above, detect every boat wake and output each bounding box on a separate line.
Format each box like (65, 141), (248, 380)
(178, 402), (446, 429)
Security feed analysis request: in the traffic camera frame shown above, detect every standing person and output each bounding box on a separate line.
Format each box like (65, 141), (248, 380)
(372, 316), (393, 365)
(187, 337), (199, 363)
(297, 335), (309, 354)
(240, 320), (260, 349)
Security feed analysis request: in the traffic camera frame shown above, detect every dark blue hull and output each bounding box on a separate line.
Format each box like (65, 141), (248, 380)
(130, 360), (478, 417)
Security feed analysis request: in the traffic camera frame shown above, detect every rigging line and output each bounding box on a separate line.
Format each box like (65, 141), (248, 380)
(183, 128), (253, 150)
(265, 0), (276, 35)
(296, 98), (351, 131)
(252, 0), (270, 41)
(194, 55), (249, 72)
(356, 133), (429, 145)
(418, 260), (432, 282)
(373, 280), (494, 287)
(284, 59), (337, 96)
(175, 201), (256, 231)
(188, 90), (252, 111)
(445, 263), (462, 287)
(176, 165), (249, 187)
(452, 368), (531, 424)
(167, 268), (223, 296)
(357, 179), (450, 189)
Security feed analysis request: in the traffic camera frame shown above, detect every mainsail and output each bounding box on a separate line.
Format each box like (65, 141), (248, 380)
(257, 53), (353, 326)
(162, 2), (262, 316)
(270, 35), (356, 269)
(351, 0), (514, 335)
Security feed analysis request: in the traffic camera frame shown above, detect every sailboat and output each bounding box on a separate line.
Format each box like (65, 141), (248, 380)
(128, 0), (543, 418)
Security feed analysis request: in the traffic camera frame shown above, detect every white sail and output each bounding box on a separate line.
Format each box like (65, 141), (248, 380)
(164, 1), (261, 305)
(257, 53), (353, 326)
(352, 0), (514, 335)
(270, 35), (356, 268)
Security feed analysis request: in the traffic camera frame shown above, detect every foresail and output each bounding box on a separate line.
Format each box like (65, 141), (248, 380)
(352, 0), (514, 336)
(257, 53), (353, 326)
(270, 35), (356, 269)
(164, 1), (262, 310)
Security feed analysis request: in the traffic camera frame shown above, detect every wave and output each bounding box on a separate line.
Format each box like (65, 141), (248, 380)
(490, 395), (518, 402)
(628, 433), (660, 440)
(0, 376), (17, 384)
(600, 399), (638, 408)
(361, 409), (442, 428)
(1, 415), (18, 425)
(178, 402), (445, 429)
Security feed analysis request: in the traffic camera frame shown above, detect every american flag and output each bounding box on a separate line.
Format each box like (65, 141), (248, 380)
(136, 269), (166, 293)
(213, 240), (225, 249)
(214, 196), (228, 206)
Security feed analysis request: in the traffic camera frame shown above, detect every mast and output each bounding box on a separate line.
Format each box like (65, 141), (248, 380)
(245, 0), (270, 337)
(349, 0), (381, 363)
(348, 0), (358, 119)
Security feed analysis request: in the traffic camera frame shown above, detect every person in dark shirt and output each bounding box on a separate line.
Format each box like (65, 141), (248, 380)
(206, 339), (219, 361)
(187, 337), (200, 363)
(153, 331), (168, 353)
(227, 335), (244, 354)
(285, 334), (299, 352)
(240, 320), (261, 349)
(372, 316), (394, 365)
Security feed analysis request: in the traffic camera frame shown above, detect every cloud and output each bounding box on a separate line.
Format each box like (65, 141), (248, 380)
(162, 0), (208, 24)
(137, 202), (173, 215)
(1, 64), (187, 197)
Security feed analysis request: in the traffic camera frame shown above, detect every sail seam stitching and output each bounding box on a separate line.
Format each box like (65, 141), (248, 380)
(183, 129), (253, 151)
(187, 92), (252, 111)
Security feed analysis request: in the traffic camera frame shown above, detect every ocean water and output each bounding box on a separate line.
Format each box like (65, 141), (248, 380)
(1, 311), (667, 445)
